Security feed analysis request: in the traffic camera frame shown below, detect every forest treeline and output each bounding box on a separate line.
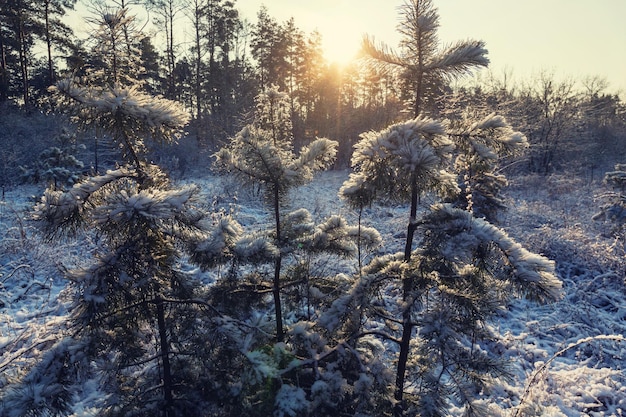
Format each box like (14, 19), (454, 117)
(1, 0), (625, 184)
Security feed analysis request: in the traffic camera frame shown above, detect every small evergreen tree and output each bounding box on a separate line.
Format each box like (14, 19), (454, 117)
(214, 86), (337, 342)
(213, 86), (392, 416)
(19, 128), (84, 189)
(339, 116), (562, 415)
(447, 112), (528, 222)
(1, 69), (263, 415)
(593, 163), (626, 258)
(341, 1), (563, 415)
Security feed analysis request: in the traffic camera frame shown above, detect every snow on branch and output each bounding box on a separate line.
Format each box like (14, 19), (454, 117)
(52, 78), (189, 138)
(424, 204), (562, 303)
(349, 118), (457, 203)
(292, 138), (338, 179)
(233, 234), (280, 263)
(308, 215), (358, 256)
(189, 215), (244, 267)
(428, 40), (489, 78)
(339, 172), (377, 209)
(94, 185), (198, 225)
(34, 168), (137, 234)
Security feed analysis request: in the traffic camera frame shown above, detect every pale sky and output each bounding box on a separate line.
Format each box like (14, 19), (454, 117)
(237, 0), (626, 96)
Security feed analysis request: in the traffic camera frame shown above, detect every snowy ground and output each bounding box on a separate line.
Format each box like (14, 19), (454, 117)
(1, 170), (625, 416)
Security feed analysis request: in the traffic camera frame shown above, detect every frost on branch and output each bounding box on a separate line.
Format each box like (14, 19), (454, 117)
(349, 117), (457, 203)
(51, 78), (189, 166)
(53, 79), (189, 134)
(233, 234), (279, 263)
(1, 337), (88, 417)
(93, 185), (197, 225)
(421, 204), (562, 303)
(306, 215), (359, 257)
(339, 171), (377, 209)
(33, 167), (137, 235)
(214, 126), (338, 204)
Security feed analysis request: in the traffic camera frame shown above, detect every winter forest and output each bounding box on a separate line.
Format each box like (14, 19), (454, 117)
(1, 0), (626, 415)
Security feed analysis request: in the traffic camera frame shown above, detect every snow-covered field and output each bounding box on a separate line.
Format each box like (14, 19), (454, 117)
(1, 170), (625, 416)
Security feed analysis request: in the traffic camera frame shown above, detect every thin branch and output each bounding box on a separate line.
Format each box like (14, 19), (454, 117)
(512, 334), (626, 417)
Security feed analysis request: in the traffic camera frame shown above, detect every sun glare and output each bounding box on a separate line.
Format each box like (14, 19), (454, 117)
(321, 36), (360, 68)
(306, 9), (368, 69)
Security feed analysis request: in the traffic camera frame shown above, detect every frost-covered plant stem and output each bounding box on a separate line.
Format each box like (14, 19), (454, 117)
(513, 334), (625, 417)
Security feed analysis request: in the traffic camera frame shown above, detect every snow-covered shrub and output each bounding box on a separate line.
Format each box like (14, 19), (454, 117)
(274, 384), (309, 417)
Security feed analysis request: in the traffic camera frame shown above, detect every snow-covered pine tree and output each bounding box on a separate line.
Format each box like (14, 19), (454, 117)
(338, 117), (562, 415)
(593, 163), (626, 254)
(213, 87), (388, 416)
(447, 112), (528, 222)
(214, 86), (338, 343)
(2, 41), (259, 415)
(342, 1), (563, 415)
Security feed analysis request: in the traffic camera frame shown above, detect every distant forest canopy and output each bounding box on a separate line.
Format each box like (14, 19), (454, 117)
(1, 0), (625, 170)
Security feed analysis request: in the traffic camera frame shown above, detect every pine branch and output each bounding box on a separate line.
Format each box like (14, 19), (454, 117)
(361, 34), (407, 68)
(427, 40), (489, 79)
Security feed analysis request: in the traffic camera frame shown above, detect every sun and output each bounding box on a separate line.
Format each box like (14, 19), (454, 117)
(320, 34), (360, 68)
(318, 25), (363, 68)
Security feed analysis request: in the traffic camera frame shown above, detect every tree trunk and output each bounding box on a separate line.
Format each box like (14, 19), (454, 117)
(394, 178), (420, 417)
(193, 0), (202, 123)
(156, 298), (174, 416)
(0, 27), (8, 101)
(273, 185), (284, 342)
(44, 0), (54, 84)
(16, 10), (29, 106)
(167, 0), (175, 98)
(273, 256), (284, 342)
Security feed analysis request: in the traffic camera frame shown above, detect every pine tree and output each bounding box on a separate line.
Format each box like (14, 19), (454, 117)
(342, 1), (563, 415)
(0, 53), (267, 414)
(214, 86), (338, 342)
(339, 117), (562, 415)
(213, 86), (392, 416)
(362, 0), (488, 119)
(27, 77), (200, 416)
(447, 112), (528, 222)
(84, 6), (146, 88)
